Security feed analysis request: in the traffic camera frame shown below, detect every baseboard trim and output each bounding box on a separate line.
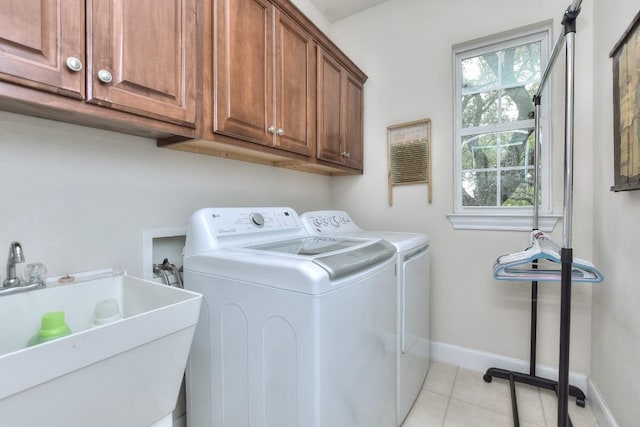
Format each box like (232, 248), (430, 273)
(430, 340), (588, 394)
(587, 378), (619, 427)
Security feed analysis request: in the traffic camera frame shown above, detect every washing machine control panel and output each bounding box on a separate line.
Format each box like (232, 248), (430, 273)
(206, 208), (302, 236)
(250, 213), (265, 228)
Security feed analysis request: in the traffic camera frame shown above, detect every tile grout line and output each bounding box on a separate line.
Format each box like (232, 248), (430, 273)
(514, 383), (548, 426)
(537, 387), (551, 427)
(451, 395), (545, 425)
(441, 366), (459, 426)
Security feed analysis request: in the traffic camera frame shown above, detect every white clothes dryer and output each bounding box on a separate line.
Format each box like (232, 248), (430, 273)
(301, 210), (431, 426)
(183, 207), (398, 427)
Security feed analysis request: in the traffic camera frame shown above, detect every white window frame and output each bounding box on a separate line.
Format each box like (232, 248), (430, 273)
(448, 23), (560, 231)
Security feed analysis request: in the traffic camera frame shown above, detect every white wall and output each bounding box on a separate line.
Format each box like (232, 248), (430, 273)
(329, 0), (596, 374)
(0, 112), (332, 278)
(291, 0), (333, 34)
(591, 0), (640, 425)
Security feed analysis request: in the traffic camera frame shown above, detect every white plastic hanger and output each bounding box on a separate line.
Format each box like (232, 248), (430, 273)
(493, 230), (603, 283)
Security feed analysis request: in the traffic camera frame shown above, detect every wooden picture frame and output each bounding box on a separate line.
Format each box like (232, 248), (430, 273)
(610, 10), (640, 192)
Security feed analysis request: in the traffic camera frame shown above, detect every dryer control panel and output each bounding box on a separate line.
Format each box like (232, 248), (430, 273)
(300, 210), (363, 235)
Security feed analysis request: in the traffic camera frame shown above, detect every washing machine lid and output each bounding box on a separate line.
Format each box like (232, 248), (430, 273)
(249, 236), (369, 256)
(246, 236), (396, 280)
(185, 237), (396, 294)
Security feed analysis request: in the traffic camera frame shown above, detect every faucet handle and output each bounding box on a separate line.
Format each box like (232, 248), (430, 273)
(9, 242), (24, 263)
(24, 263), (47, 286)
(4, 241), (25, 288)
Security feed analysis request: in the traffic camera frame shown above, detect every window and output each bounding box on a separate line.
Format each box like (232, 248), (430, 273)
(449, 25), (559, 231)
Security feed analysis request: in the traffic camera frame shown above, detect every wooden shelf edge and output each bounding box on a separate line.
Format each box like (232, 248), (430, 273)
(0, 82), (196, 139)
(159, 137), (362, 176)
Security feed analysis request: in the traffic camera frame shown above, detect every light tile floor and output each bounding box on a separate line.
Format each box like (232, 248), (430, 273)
(402, 361), (599, 427)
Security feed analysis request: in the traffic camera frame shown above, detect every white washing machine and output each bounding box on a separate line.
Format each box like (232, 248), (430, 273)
(301, 210), (431, 426)
(183, 207), (398, 427)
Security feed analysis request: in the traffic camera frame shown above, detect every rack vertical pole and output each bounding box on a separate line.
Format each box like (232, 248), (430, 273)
(558, 6), (578, 425)
(530, 97), (543, 377)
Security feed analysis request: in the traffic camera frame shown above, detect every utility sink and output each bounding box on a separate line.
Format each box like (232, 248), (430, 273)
(0, 271), (202, 427)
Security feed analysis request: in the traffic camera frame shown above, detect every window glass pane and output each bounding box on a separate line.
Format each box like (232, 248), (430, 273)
(462, 91), (499, 128)
(462, 133), (498, 169)
(461, 53), (498, 93)
(501, 86), (535, 122)
(499, 130), (535, 167)
(501, 169), (535, 206)
(501, 41), (541, 85)
(462, 170), (497, 207)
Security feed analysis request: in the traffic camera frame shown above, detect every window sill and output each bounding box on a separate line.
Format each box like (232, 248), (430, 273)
(447, 212), (561, 231)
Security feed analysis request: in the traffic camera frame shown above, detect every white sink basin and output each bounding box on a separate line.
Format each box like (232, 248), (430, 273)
(0, 271), (202, 427)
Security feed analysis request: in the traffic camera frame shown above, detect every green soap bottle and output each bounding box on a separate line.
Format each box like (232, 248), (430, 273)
(27, 311), (72, 347)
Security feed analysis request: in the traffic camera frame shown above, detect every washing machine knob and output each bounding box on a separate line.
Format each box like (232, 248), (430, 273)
(313, 218), (322, 227)
(330, 216), (340, 226)
(250, 213), (265, 227)
(341, 216), (349, 224)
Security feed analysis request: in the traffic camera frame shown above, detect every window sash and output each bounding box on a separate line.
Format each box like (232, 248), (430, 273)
(453, 26), (551, 216)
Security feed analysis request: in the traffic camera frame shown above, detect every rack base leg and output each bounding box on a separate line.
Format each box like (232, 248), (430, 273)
(508, 373), (520, 427)
(483, 368), (585, 407)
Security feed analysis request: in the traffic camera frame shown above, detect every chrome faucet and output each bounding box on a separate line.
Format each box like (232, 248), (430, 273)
(1, 242), (46, 296)
(4, 241), (24, 288)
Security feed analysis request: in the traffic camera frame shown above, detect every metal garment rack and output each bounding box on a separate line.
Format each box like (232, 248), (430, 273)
(483, 2), (584, 427)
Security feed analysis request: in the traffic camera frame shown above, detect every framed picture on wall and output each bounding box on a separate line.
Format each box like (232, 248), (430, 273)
(610, 10), (640, 192)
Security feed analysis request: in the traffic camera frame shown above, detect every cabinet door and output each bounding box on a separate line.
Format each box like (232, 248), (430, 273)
(0, 0), (84, 98)
(274, 10), (314, 156)
(214, 0), (273, 146)
(343, 72), (363, 170)
(89, 0), (196, 126)
(316, 48), (344, 164)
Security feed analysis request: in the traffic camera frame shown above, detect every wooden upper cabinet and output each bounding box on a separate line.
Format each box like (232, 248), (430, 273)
(0, 0), (85, 98)
(89, 0), (196, 126)
(317, 48), (344, 164)
(214, 0), (273, 145)
(274, 10), (314, 156)
(343, 72), (364, 169)
(317, 47), (364, 171)
(214, 0), (313, 155)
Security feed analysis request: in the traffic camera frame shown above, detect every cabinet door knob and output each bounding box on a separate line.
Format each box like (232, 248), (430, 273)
(97, 69), (113, 83)
(277, 128), (284, 136)
(267, 126), (276, 134)
(341, 152), (351, 158)
(66, 57), (83, 72)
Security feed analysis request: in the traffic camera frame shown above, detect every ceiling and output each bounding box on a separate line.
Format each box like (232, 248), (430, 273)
(309, 0), (389, 22)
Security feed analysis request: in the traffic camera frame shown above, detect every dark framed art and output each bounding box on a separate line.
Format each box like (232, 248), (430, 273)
(610, 10), (640, 192)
